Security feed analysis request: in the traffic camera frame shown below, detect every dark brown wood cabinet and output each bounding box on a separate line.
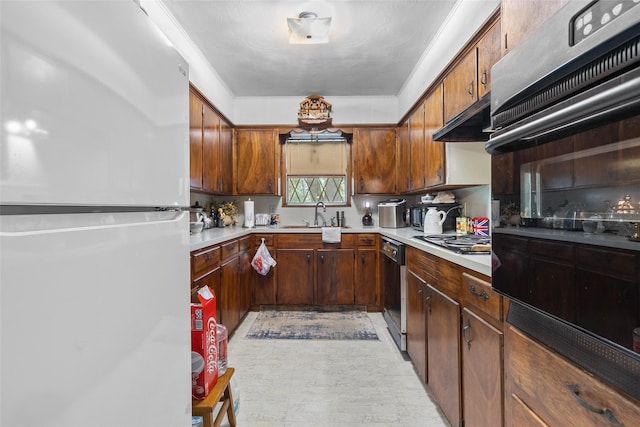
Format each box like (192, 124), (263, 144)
(191, 237), (252, 336)
(426, 282), (462, 427)
(189, 86), (232, 194)
(235, 128), (278, 195)
(396, 119), (411, 193)
(443, 48), (477, 124)
(252, 234), (277, 306)
(353, 127), (396, 194)
(409, 103), (426, 191)
(505, 325), (640, 426)
(500, 0), (566, 56)
(406, 269), (428, 383)
(354, 234), (379, 309)
(424, 86), (445, 188)
(443, 18), (501, 124)
(276, 248), (315, 305)
(317, 249), (355, 305)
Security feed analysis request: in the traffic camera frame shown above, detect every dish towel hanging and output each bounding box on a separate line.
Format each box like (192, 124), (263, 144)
(322, 227), (341, 243)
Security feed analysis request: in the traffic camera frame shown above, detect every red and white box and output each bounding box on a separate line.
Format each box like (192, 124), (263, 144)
(191, 286), (218, 399)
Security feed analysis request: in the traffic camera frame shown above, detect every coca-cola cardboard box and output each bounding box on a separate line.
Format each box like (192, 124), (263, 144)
(191, 286), (218, 399)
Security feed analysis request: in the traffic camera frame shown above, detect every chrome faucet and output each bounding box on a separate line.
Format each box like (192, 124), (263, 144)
(314, 201), (326, 226)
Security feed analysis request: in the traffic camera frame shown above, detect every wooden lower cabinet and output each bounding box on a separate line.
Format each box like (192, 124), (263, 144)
(220, 256), (240, 333)
(276, 249), (314, 305)
(190, 237), (252, 336)
(462, 308), (503, 427)
(505, 325), (640, 426)
(316, 249), (355, 305)
(426, 283), (462, 427)
(252, 234), (276, 306)
(406, 269), (428, 383)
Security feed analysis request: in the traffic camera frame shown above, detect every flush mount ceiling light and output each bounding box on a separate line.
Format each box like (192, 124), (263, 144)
(287, 11), (331, 44)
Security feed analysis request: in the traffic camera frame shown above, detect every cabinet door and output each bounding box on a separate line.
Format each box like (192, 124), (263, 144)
(355, 248), (378, 308)
(221, 257), (240, 333)
(192, 267), (221, 307)
(477, 21), (501, 99)
(407, 270), (427, 383)
(276, 249), (315, 305)
(353, 128), (396, 194)
(443, 48), (477, 123)
(396, 120), (411, 193)
(424, 86), (445, 187)
(202, 103), (220, 193)
(189, 90), (203, 189)
(427, 284), (462, 427)
(218, 120), (233, 194)
(501, 0), (567, 55)
(238, 240), (252, 319)
(317, 249), (355, 305)
(409, 104), (426, 191)
(236, 129), (278, 195)
(462, 308), (504, 427)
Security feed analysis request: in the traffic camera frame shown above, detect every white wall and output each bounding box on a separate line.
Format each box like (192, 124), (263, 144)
(145, 0), (499, 124)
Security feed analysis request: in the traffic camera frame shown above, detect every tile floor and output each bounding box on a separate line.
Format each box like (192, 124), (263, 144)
(217, 311), (449, 427)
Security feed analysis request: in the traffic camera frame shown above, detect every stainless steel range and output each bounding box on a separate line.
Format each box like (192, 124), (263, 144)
(380, 237), (407, 351)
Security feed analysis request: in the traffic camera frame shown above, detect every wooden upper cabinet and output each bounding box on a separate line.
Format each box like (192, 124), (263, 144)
(235, 128), (278, 195)
(501, 0), (566, 55)
(409, 103), (426, 191)
(477, 20), (501, 99)
(189, 85), (232, 194)
(424, 86), (445, 188)
(443, 48), (477, 123)
(353, 127), (396, 194)
(202, 104), (220, 192)
(396, 120), (411, 194)
(218, 120), (233, 194)
(189, 90), (204, 189)
(443, 15), (501, 124)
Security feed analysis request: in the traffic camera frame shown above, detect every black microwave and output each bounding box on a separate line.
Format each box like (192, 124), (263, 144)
(487, 0), (640, 400)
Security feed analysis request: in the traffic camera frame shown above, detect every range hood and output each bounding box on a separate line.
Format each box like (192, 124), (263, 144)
(432, 93), (492, 142)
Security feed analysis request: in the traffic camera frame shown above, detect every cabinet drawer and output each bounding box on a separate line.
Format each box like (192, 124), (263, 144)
(254, 233), (275, 247)
(407, 246), (439, 283)
(191, 245), (220, 279)
(220, 239), (239, 261)
(437, 259), (460, 298)
(576, 246), (637, 277)
(357, 234), (377, 247)
(239, 235), (251, 252)
(277, 233), (321, 248)
(505, 326), (640, 426)
(461, 272), (502, 323)
(531, 240), (574, 262)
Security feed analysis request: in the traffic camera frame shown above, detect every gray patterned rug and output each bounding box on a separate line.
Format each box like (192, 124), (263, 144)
(245, 308), (379, 340)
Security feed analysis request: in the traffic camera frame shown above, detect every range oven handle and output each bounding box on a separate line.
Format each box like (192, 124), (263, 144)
(486, 72), (640, 154)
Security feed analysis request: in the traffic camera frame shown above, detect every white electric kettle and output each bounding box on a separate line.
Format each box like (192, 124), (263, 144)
(424, 206), (448, 235)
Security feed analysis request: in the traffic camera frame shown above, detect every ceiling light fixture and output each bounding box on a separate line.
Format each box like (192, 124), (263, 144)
(287, 11), (331, 44)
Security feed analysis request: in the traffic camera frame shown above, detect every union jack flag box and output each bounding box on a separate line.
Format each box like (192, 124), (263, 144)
(472, 217), (490, 236)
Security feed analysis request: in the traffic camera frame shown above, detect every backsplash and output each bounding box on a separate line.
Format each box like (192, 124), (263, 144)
(190, 185), (491, 229)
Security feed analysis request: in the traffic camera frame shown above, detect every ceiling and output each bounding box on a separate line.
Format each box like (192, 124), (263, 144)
(161, 0), (459, 97)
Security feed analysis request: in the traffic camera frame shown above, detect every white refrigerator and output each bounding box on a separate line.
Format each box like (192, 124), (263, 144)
(1, 2), (192, 426)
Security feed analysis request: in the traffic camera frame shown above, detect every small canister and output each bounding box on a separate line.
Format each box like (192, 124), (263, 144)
(456, 217), (468, 235)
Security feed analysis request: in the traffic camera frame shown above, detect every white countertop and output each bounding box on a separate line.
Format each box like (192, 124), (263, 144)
(190, 225), (492, 277)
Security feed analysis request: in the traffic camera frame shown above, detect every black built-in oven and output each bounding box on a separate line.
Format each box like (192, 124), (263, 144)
(487, 0), (640, 400)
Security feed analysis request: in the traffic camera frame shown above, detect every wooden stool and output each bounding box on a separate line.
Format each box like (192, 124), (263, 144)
(192, 367), (237, 427)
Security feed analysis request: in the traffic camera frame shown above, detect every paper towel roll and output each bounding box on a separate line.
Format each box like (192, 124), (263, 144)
(244, 200), (254, 228)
